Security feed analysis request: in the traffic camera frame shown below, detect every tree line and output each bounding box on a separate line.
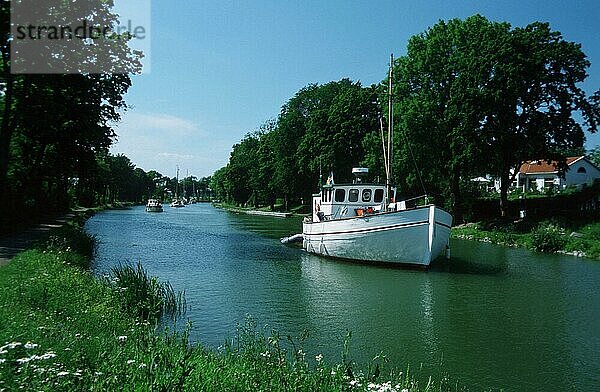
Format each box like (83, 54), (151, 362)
(75, 153), (213, 207)
(1, 1), (215, 230)
(211, 15), (600, 221)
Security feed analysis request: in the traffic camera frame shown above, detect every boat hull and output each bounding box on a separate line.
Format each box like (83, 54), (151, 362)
(302, 205), (452, 267)
(145, 206), (163, 212)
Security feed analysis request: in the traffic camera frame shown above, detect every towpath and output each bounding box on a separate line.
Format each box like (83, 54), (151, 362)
(0, 209), (87, 266)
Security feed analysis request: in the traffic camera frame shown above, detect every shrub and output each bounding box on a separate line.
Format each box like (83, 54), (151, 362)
(530, 222), (566, 252)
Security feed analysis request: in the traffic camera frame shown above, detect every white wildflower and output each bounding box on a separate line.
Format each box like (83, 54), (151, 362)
(0, 359), (6, 364)
(315, 354), (323, 362)
(138, 363), (147, 369)
(260, 351), (270, 358)
(0, 342), (22, 351)
(17, 356), (36, 364)
(349, 379), (362, 387)
(38, 352), (56, 360)
(24, 342), (38, 349)
(127, 359), (135, 365)
(331, 369), (336, 376)
(117, 336), (127, 342)
(57, 371), (70, 377)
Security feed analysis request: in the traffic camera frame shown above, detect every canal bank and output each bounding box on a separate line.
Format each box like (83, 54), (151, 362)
(451, 219), (600, 259)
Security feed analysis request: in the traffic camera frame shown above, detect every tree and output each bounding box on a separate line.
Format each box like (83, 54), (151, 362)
(272, 79), (379, 207)
(0, 0), (141, 225)
(392, 16), (501, 220)
(481, 21), (600, 216)
(393, 15), (600, 219)
(210, 166), (231, 202)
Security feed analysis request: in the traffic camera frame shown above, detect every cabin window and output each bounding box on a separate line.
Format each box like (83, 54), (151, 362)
(362, 189), (372, 202)
(374, 189), (384, 203)
(577, 167), (587, 174)
(349, 189), (359, 202)
(335, 189), (345, 202)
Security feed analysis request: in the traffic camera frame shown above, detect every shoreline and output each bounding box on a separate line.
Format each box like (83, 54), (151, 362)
(213, 202), (299, 218)
(0, 202), (140, 266)
(451, 220), (600, 260)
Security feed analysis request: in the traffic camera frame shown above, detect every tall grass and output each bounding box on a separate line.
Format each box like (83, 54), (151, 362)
(109, 261), (186, 322)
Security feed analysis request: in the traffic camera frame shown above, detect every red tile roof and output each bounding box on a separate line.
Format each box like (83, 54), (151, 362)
(519, 156), (583, 174)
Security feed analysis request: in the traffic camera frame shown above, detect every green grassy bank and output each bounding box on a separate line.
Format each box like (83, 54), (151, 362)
(0, 222), (463, 391)
(452, 218), (600, 259)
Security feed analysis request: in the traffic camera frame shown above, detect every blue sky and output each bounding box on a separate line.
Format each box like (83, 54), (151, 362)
(110, 0), (600, 178)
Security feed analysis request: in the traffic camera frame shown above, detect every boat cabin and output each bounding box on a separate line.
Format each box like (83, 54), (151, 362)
(310, 168), (419, 223)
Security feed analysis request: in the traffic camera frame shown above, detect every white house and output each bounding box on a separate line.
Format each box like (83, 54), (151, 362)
(512, 156), (600, 192)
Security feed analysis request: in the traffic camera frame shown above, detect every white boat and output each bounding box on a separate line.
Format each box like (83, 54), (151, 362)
(170, 199), (185, 208)
(302, 178), (452, 267)
(301, 55), (452, 268)
(170, 165), (185, 208)
(145, 199), (163, 212)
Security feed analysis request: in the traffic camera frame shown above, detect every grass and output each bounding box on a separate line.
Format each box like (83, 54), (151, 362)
(0, 221), (468, 391)
(452, 218), (600, 259)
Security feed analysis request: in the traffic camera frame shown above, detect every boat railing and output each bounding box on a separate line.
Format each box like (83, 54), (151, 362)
(391, 194), (429, 211)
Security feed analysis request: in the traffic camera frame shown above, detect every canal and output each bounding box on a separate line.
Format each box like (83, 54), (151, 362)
(85, 203), (600, 391)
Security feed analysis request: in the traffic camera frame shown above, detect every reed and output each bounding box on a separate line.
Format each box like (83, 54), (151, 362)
(110, 261), (186, 322)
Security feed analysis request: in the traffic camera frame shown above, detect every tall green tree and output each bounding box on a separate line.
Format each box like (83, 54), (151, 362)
(392, 16), (501, 220)
(272, 79), (379, 207)
(480, 21), (600, 216)
(393, 15), (599, 219)
(0, 0), (141, 224)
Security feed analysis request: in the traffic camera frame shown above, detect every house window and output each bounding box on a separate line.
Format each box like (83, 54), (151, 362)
(335, 189), (345, 202)
(349, 189), (359, 202)
(528, 178), (537, 191)
(544, 179), (554, 189)
(374, 189), (384, 203)
(362, 189), (372, 202)
(577, 167), (587, 174)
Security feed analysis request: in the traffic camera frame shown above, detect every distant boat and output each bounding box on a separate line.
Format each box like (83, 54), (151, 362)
(301, 56), (452, 268)
(145, 199), (163, 212)
(170, 165), (185, 208)
(170, 199), (185, 208)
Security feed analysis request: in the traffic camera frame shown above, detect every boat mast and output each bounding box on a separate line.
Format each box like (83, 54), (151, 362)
(386, 54), (394, 209)
(175, 165), (179, 200)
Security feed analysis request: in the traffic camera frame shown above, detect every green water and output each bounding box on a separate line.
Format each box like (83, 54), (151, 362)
(86, 204), (600, 391)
